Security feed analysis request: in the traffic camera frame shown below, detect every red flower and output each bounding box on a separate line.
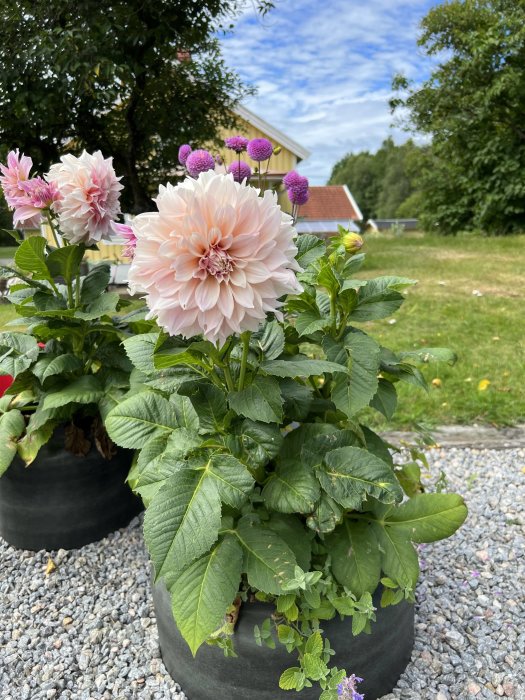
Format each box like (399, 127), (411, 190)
(0, 375), (14, 397)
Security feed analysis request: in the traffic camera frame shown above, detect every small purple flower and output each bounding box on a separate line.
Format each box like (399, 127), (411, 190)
(337, 674), (364, 700)
(224, 135), (249, 153)
(178, 144), (192, 166)
(186, 149), (215, 178)
(283, 170), (304, 189)
(247, 138), (273, 162)
(287, 184), (309, 206)
(228, 160), (252, 183)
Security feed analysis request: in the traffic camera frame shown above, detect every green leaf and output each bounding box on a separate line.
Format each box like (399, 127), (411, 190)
(186, 383), (228, 433)
(228, 376), (282, 424)
(17, 421), (55, 465)
(47, 244), (84, 284)
(327, 520), (381, 597)
(256, 321), (285, 360)
(295, 234), (326, 269)
(76, 291), (119, 320)
(81, 263), (110, 304)
(0, 332), (39, 377)
(42, 375), (104, 410)
(385, 493), (467, 542)
(317, 446), (403, 509)
(262, 460), (320, 513)
(169, 394), (199, 431)
(261, 358), (350, 378)
(265, 514), (312, 571)
(41, 353), (83, 382)
(279, 379), (314, 421)
(105, 391), (179, 448)
(331, 332), (381, 417)
(235, 419), (283, 469)
(372, 522), (419, 590)
(303, 653), (326, 681)
(235, 517), (297, 594)
(207, 454), (254, 508)
(14, 237), (50, 279)
(306, 492), (343, 533)
(122, 332), (159, 373)
(295, 310), (330, 337)
(0, 409), (25, 475)
(317, 263), (340, 295)
(398, 347), (457, 365)
(350, 276), (416, 322)
(170, 535), (243, 656)
(279, 667), (303, 691)
(304, 631), (323, 656)
(145, 469), (222, 579)
(370, 378), (397, 419)
(154, 348), (204, 369)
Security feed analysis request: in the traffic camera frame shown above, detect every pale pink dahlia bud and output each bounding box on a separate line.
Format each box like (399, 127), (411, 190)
(47, 151), (123, 245)
(128, 171), (303, 344)
(247, 138), (273, 162)
(224, 136), (249, 153)
(227, 160), (252, 183)
(111, 221), (137, 259)
(178, 144), (192, 166)
(186, 149), (215, 178)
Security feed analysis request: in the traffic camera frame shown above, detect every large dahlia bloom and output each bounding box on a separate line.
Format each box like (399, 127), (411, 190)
(0, 150), (43, 228)
(47, 151), (123, 245)
(128, 171), (302, 344)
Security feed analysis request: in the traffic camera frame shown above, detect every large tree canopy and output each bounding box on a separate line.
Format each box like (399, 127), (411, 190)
(391, 0), (525, 235)
(0, 0), (272, 213)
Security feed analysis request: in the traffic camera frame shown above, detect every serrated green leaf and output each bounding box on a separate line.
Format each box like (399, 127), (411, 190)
(331, 332), (381, 417)
(317, 446), (403, 509)
(169, 393), (199, 431)
(17, 421), (55, 465)
(295, 309), (330, 337)
(76, 291), (119, 320)
(235, 517), (297, 594)
(262, 460), (320, 513)
(207, 454), (254, 508)
(170, 536), (242, 655)
(105, 391), (179, 448)
(122, 332), (159, 373)
(154, 348), (203, 369)
(41, 353), (83, 382)
(47, 244), (84, 284)
(370, 378), (397, 419)
(372, 522), (419, 589)
(385, 493), (467, 542)
(185, 383), (228, 433)
(265, 514), (312, 571)
(304, 631), (323, 656)
(306, 492), (343, 534)
(303, 653), (326, 680)
(42, 375), (104, 410)
(279, 667), (302, 691)
(0, 409), (25, 475)
(145, 469), (222, 579)
(261, 357), (350, 378)
(327, 520), (381, 597)
(235, 419), (283, 469)
(14, 237), (50, 279)
(276, 594), (296, 613)
(228, 375), (282, 424)
(81, 263), (110, 303)
(349, 276), (416, 322)
(256, 321), (285, 360)
(295, 234), (326, 269)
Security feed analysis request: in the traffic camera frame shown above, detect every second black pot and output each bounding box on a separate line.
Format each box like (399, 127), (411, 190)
(152, 579), (414, 700)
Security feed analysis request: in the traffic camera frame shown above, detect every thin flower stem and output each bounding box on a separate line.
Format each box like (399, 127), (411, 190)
(330, 293), (338, 335)
(238, 331), (252, 390)
(223, 362), (235, 393)
(45, 210), (61, 249)
(75, 269), (81, 306)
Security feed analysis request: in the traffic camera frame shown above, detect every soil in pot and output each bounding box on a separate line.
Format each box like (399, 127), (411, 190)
(152, 579), (414, 700)
(0, 424), (142, 551)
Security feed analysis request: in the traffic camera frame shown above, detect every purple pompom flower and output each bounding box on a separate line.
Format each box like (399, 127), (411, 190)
(337, 674), (364, 700)
(224, 135), (249, 154)
(287, 182), (309, 206)
(247, 138), (273, 162)
(178, 144), (192, 166)
(228, 160), (252, 183)
(186, 149), (215, 178)
(282, 170), (304, 189)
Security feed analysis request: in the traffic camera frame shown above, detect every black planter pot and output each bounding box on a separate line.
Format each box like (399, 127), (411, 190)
(0, 427), (142, 551)
(152, 579), (414, 700)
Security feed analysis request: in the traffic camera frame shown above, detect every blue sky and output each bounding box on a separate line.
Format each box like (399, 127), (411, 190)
(220, 0), (440, 183)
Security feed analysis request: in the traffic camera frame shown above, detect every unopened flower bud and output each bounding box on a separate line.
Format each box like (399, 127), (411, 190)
(273, 146), (282, 156)
(342, 232), (363, 254)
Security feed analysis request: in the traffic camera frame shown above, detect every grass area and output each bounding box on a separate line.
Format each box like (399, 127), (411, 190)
(1, 233), (523, 428)
(360, 233), (525, 428)
(0, 246), (18, 260)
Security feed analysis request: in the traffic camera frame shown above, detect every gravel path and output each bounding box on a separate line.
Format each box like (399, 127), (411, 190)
(0, 447), (524, 700)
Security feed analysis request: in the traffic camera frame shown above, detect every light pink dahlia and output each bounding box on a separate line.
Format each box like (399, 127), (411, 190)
(0, 149), (33, 207)
(128, 171), (302, 344)
(47, 151), (123, 245)
(111, 221), (137, 259)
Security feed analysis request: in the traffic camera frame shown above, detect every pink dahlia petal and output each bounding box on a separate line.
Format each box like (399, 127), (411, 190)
(111, 221), (137, 258)
(0, 149), (33, 208)
(128, 171), (302, 343)
(47, 151), (123, 245)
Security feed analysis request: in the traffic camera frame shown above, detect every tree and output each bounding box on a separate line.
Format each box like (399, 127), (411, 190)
(329, 138), (423, 222)
(391, 0), (525, 235)
(0, 1), (272, 213)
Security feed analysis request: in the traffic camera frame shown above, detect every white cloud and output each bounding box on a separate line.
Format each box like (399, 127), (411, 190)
(221, 0), (439, 183)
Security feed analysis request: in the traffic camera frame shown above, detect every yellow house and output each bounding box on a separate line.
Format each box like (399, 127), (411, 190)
(42, 106), (310, 281)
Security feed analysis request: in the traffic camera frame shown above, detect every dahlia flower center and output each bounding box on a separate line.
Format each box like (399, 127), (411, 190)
(199, 245), (234, 281)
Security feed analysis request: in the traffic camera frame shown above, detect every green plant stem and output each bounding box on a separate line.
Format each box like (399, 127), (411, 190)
(222, 361), (235, 393)
(45, 211), (61, 249)
(66, 279), (74, 308)
(330, 293), (337, 336)
(237, 331), (251, 390)
(75, 269), (81, 306)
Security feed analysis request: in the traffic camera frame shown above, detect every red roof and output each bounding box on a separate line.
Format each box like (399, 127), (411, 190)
(300, 186), (361, 221)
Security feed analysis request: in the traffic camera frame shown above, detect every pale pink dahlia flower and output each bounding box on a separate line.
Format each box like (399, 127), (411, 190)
(128, 171), (302, 344)
(111, 221), (137, 259)
(47, 151), (123, 245)
(0, 149), (43, 228)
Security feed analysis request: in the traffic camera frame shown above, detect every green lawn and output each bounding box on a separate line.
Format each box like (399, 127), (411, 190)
(0, 246), (18, 261)
(360, 233), (525, 427)
(1, 233), (523, 428)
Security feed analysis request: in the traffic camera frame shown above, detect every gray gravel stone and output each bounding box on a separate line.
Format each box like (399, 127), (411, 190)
(0, 447), (524, 699)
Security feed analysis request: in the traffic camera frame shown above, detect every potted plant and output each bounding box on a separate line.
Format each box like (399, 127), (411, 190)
(106, 143), (467, 700)
(0, 149), (142, 550)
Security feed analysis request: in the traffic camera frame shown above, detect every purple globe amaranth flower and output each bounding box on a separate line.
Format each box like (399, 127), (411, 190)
(287, 184), (309, 206)
(283, 170), (304, 189)
(228, 160), (252, 183)
(337, 674), (364, 700)
(186, 149), (215, 178)
(247, 138), (273, 162)
(178, 144), (192, 166)
(224, 135), (249, 153)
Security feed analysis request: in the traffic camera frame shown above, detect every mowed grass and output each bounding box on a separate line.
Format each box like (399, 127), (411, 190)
(360, 233), (525, 427)
(0, 235), (523, 428)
